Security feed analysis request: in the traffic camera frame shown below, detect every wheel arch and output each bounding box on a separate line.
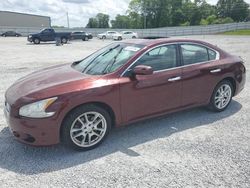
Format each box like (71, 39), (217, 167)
(60, 101), (116, 139)
(221, 77), (236, 96)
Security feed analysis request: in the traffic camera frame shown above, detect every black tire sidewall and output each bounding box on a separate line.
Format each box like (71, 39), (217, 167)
(61, 104), (112, 151)
(209, 80), (233, 112)
(61, 37), (67, 44)
(34, 38), (40, 44)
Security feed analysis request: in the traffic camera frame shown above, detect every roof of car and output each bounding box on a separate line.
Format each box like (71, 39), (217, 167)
(124, 38), (214, 47)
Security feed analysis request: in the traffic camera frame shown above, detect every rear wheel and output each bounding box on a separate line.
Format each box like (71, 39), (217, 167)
(61, 37), (68, 44)
(61, 104), (111, 151)
(3, 34), (6, 37)
(118, 36), (122, 41)
(82, 36), (89, 41)
(208, 80), (233, 112)
(102, 36), (106, 39)
(132, 36), (136, 39)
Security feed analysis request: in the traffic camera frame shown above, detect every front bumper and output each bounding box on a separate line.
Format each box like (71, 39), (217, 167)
(4, 106), (60, 146)
(27, 37), (32, 42)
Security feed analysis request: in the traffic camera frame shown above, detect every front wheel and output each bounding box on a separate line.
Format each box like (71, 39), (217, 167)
(61, 105), (111, 151)
(208, 80), (233, 112)
(33, 38), (40, 44)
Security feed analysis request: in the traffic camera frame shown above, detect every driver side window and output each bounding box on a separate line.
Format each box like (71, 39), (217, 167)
(132, 45), (177, 71)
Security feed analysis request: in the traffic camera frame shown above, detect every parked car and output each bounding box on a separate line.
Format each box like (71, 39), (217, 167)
(1, 31), (21, 37)
(4, 38), (246, 150)
(113, 31), (138, 40)
(27, 28), (71, 44)
(70, 31), (93, 41)
(97, 31), (119, 39)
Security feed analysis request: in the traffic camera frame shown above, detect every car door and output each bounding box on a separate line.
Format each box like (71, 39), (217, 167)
(179, 43), (223, 107)
(123, 32), (130, 39)
(106, 32), (113, 39)
(42, 29), (55, 41)
(119, 44), (182, 123)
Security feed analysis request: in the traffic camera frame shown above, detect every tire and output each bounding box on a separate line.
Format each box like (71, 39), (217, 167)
(61, 104), (112, 151)
(102, 36), (106, 39)
(33, 38), (40, 44)
(61, 37), (68, 44)
(208, 80), (233, 112)
(3, 34), (6, 37)
(132, 36), (136, 39)
(118, 36), (122, 41)
(82, 36), (89, 41)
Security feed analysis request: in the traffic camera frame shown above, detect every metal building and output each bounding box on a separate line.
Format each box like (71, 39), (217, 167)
(0, 11), (51, 27)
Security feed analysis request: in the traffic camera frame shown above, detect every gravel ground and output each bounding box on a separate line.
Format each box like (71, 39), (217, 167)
(0, 36), (249, 188)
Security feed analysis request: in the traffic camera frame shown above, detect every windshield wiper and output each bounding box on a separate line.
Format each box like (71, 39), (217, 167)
(102, 44), (120, 57)
(102, 47), (124, 74)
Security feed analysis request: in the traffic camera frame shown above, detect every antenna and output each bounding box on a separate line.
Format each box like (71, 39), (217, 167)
(66, 12), (70, 28)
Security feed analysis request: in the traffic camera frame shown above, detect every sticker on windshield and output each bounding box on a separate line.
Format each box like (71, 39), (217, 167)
(124, 46), (141, 52)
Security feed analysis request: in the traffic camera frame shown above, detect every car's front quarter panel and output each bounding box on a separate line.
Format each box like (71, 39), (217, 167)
(55, 77), (122, 130)
(4, 71), (121, 146)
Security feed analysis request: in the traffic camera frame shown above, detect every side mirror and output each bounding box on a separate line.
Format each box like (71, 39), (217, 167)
(133, 65), (153, 75)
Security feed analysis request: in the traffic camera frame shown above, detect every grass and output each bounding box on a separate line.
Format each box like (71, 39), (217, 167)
(221, 29), (250, 35)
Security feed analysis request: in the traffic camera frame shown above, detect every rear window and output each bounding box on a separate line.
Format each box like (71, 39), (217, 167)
(181, 44), (209, 65)
(208, 49), (217, 60)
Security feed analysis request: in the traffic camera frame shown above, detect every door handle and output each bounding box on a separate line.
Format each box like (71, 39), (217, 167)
(168, 76), (181, 82)
(210, 69), (221, 73)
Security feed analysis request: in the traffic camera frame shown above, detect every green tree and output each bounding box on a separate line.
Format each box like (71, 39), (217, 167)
(86, 18), (98, 28)
(111, 14), (131, 28)
(86, 13), (110, 28)
(217, 0), (249, 22)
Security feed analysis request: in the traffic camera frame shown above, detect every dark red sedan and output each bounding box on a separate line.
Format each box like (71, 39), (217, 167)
(4, 38), (246, 150)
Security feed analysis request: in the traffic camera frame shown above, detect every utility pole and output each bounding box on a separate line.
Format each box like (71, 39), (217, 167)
(66, 12), (70, 28)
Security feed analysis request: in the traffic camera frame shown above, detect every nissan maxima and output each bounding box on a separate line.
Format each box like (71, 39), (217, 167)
(4, 39), (246, 150)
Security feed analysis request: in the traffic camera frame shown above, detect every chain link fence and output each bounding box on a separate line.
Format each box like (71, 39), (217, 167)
(1, 22), (250, 37)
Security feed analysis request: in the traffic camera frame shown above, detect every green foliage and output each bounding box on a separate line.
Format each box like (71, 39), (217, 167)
(206, 15), (217, 24)
(111, 15), (131, 29)
(88, 0), (250, 29)
(180, 21), (190, 26)
(213, 17), (234, 24)
(200, 19), (208, 25)
(86, 13), (110, 28)
(217, 0), (250, 22)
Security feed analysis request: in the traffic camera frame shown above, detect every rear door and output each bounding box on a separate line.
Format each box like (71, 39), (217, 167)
(179, 43), (223, 107)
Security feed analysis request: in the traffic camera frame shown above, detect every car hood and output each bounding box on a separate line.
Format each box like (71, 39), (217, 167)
(5, 63), (100, 105)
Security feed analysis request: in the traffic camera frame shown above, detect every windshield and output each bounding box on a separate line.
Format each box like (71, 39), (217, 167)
(72, 43), (144, 75)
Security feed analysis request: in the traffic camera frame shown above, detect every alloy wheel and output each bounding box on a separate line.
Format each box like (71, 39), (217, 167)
(214, 84), (232, 109)
(70, 111), (107, 147)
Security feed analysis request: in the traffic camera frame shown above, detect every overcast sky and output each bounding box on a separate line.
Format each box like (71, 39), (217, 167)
(0, 0), (250, 27)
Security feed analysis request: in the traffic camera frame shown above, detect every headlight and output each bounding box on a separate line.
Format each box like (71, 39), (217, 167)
(19, 97), (57, 118)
